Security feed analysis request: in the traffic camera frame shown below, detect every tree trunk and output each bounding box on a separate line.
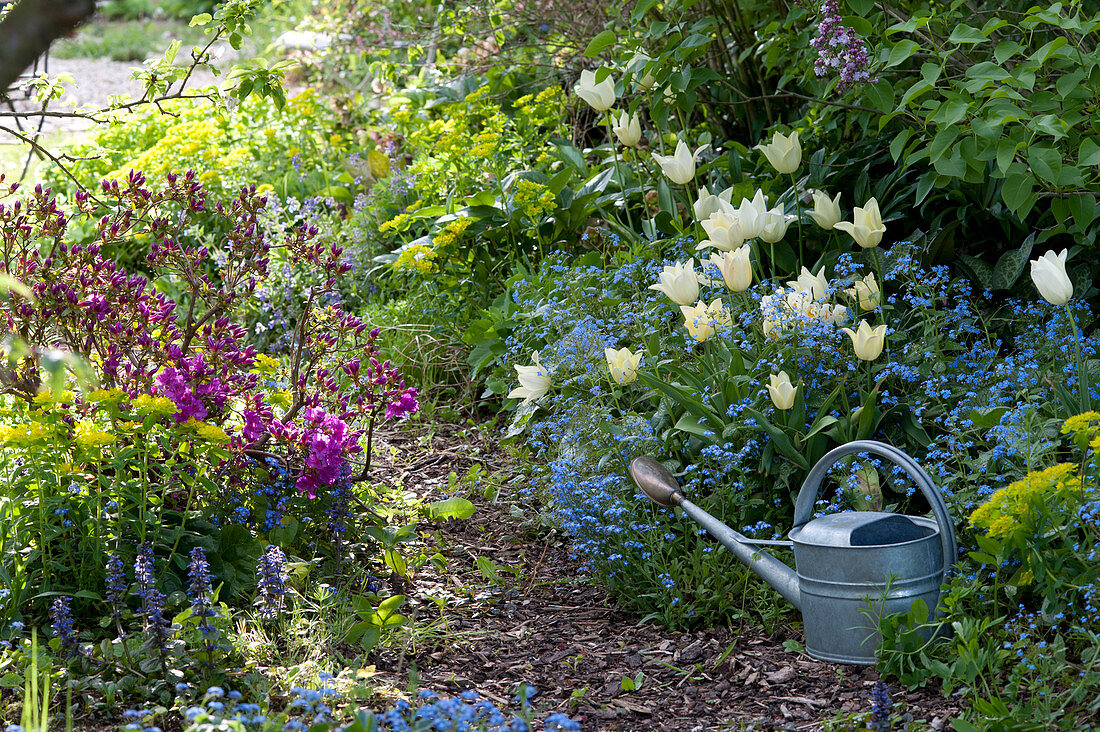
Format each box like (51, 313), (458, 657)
(0, 0), (96, 93)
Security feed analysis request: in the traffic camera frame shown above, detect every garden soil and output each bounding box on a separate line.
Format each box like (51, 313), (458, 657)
(366, 420), (968, 732)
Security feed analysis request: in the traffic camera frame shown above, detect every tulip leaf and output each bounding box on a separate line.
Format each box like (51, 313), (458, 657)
(744, 409), (809, 470)
(552, 140), (588, 176)
(579, 168), (615, 197)
(583, 30), (616, 58)
(805, 415), (838, 441)
(674, 414), (713, 438)
(636, 372), (722, 431)
(854, 390), (879, 441)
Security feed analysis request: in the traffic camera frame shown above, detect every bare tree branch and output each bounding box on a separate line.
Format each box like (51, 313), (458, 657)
(0, 0), (97, 93)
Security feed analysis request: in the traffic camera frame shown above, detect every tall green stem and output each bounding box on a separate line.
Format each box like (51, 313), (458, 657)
(605, 111), (637, 238)
(1065, 303), (1092, 412)
(789, 173), (804, 269)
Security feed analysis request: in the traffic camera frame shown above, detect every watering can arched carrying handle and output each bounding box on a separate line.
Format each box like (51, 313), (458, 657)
(792, 440), (957, 575)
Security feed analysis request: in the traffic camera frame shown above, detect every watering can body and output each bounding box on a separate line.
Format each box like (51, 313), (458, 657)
(630, 440), (957, 665)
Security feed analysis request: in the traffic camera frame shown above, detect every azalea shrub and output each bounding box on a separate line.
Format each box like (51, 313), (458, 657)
(0, 173), (418, 624)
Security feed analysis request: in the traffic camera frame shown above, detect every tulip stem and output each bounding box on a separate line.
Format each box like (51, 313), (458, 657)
(1065, 303), (1092, 412)
(605, 111), (638, 238)
(789, 173), (804, 269)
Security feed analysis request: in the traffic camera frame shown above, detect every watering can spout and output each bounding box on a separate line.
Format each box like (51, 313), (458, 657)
(629, 457), (802, 611)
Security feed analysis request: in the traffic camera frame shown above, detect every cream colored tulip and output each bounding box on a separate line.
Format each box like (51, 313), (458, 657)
(734, 190), (769, 240)
(697, 209), (745, 252)
(807, 190), (843, 230)
(842, 321), (887, 361)
(575, 69), (616, 112)
(766, 371), (798, 410)
(652, 140), (706, 185)
(507, 351), (552, 403)
(759, 207), (794, 243)
(835, 198), (886, 249)
(787, 266), (829, 301)
(709, 245), (752, 292)
(681, 298), (730, 342)
(756, 131), (801, 175)
(784, 289), (817, 320)
(846, 272), (881, 311)
(605, 347), (642, 385)
(649, 259), (700, 305)
(1029, 249), (1073, 306)
(708, 298), (733, 330)
(693, 185), (735, 221)
(612, 110), (642, 147)
(826, 303), (850, 326)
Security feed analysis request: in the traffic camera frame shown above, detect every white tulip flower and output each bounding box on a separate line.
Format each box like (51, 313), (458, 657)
(1029, 249), (1074, 306)
(575, 69), (616, 112)
(507, 351), (552, 403)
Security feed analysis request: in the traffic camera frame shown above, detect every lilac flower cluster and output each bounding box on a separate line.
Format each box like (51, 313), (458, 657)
(811, 0), (876, 91)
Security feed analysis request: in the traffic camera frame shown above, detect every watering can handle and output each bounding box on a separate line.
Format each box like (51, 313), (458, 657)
(792, 440), (957, 576)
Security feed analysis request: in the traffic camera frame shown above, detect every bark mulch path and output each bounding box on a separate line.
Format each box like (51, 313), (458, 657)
(365, 420), (967, 731)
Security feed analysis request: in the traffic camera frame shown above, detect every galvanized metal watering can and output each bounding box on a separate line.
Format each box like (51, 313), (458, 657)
(630, 440), (957, 665)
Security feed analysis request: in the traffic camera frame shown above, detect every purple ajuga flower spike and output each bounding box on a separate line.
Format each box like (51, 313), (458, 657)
(188, 546), (218, 664)
(105, 552), (127, 620)
(188, 547), (216, 626)
(870, 681), (893, 732)
(135, 543), (171, 660)
(135, 543), (154, 599)
(256, 545), (288, 620)
(49, 597), (76, 656)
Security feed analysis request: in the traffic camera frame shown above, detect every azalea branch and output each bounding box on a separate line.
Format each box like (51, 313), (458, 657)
(0, 123), (106, 205)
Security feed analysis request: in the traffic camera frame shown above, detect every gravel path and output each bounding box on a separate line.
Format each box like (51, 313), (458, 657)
(2, 55), (222, 137)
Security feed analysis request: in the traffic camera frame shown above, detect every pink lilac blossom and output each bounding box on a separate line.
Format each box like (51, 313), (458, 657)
(811, 0), (876, 91)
